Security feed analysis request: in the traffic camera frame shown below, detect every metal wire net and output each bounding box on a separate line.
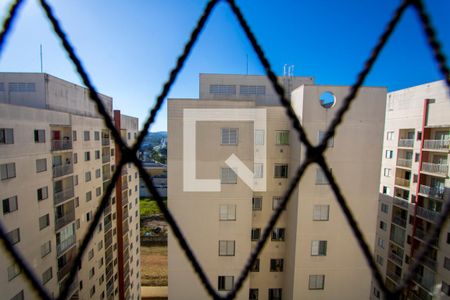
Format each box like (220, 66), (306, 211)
(0, 0), (449, 299)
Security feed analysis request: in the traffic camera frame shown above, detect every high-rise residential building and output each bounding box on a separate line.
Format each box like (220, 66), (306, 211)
(371, 80), (450, 300)
(0, 73), (140, 300)
(168, 73), (387, 300)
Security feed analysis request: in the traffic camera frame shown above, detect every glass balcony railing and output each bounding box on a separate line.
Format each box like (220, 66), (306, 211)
(54, 187), (75, 205)
(52, 164), (73, 178)
(398, 139), (414, 148)
(55, 211), (75, 231)
(395, 177), (410, 188)
(421, 162), (448, 176)
(397, 158), (412, 168)
(416, 206), (439, 222)
(388, 251), (403, 266)
(56, 235), (76, 256)
(392, 215), (407, 228)
(51, 139), (72, 151)
(423, 139), (449, 151)
(419, 184), (445, 200)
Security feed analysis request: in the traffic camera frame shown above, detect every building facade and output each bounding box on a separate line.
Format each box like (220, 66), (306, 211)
(371, 80), (450, 300)
(0, 73), (140, 300)
(168, 74), (386, 300)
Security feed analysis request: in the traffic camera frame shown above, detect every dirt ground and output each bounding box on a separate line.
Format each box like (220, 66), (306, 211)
(140, 244), (168, 286)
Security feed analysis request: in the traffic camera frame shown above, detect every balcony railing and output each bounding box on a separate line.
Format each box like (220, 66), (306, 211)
(102, 137), (110, 146)
(59, 275), (78, 298)
(103, 171), (111, 181)
(395, 177), (410, 188)
(393, 197), (409, 209)
(51, 139), (72, 151)
(413, 228), (438, 246)
(121, 168), (128, 175)
(386, 270), (401, 283)
(398, 139), (414, 148)
(416, 206), (439, 222)
(397, 158), (412, 168)
(392, 215), (407, 228)
(57, 257), (75, 280)
(419, 184), (445, 200)
(423, 139), (450, 151)
(54, 187), (74, 205)
(102, 154), (111, 163)
(55, 211), (75, 231)
(57, 235), (76, 256)
(52, 164), (73, 178)
(388, 251), (403, 266)
(122, 179), (128, 190)
(421, 162), (448, 176)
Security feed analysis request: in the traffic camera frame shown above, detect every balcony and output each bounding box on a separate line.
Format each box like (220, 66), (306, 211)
(57, 235), (76, 256)
(102, 137), (110, 146)
(59, 275), (78, 298)
(51, 139), (72, 151)
(392, 215), (407, 228)
(416, 206), (439, 222)
(421, 162), (448, 176)
(57, 254), (76, 280)
(386, 270), (401, 283)
(423, 139), (449, 151)
(54, 187), (75, 205)
(102, 154), (111, 163)
(53, 164), (73, 178)
(397, 158), (412, 168)
(413, 228), (438, 246)
(103, 171), (111, 181)
(55, 211), (75, 231)
(388, 251), (403, 266)
(122, 179), (128, 190)
(395, 177), (410, 188)
(393, 197), (409, 209)
(398, 139), (414, 148)
(121, 168), (128, 175)
(419, 184), (445, 200)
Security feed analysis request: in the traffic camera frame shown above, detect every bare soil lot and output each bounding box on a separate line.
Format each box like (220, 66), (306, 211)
(141, 244), (168, 286)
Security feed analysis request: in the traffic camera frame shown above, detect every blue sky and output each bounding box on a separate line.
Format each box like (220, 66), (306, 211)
(0, 0), (449, 132)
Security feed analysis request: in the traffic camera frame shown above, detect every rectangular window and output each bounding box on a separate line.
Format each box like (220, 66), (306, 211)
(276, 130), (289, 145)
(381, 203), (389, 213)
(318, 130), (334, 147)
(95, 150), (100, 160)
(85, 171), (91, 182)
(10, 291), (24, 300)
(9, 82), (35, 92)
(249, 289), (259, 300)
(377, 237), (385, 249)
(414, 153), (420, 162)
(218, 240), (235, 256)
(270, 259), (284, 272)
(311, 240), (327, 256)
(268, 288), (282, 300)
(84, 131), (90, 141)
(313, 205), (329, 221)
(34, 129), (45, 143)
(73, 153), (78, 164)
(442, 282), (450, 296)
(219, 204), (236, 221)
(84, 151), (90, 161)
(72, 130), (77, 141)
(221, 128), (238, 145)
(7, 263), (21, 281)
(444, 257), (450, 271)
(252, 197), (262, 211)
(271, 228), (285, 241)
(42, 267), (52, 284)
(36, 158), (47, 173)
(251, 228), (261, 241)
(315, 168), (329, 185)
(250, 259), (260, 272)
(96, 187), (101, 196)
(210, 84), (236, 95)
(384, 168), (391, 177)
(221, 167), (237, 184)
(417, 131), (422, 141)
(86, 211), (92, 222)
(2, 196), (18, 214)
(90, 285), (95, 296)
(309, 275), (325, 290)
(239, 85), (266, 96)
(376, 255), (384, 266)
(0, 128), (14, 144)
(254, 163), (263, 178)
(41, 240), (51, 258)
(39, 214), (50, 230)
(385, 150), (393, 159)
(7, 228), (20, 245)
(218, 276), (234, 291)
(272, 197), (283, 210)
(94, 131), (100, 141)
(0, 162), (16, 180)
(274, 164), (288, 178)
(95, 169), (101, 178)
(88, 249), (94, 260)
(86, 191), (92, 202)
(380, 221), (387, 231)
(255, 130), (264, 145)
(386, 131), (394, 140)
(382, 186), (391, 195)
(37, 186), (48, 201)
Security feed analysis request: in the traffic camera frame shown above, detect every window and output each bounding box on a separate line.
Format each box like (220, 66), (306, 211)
(95, 169), (101, 178)
(218, 240), (235, 256)
(74, 153), (78, 164)
(86, 191), (92, 202)
(311, 240), (327, 256)
(373, 287), (381, 299)
(1, 162), (16, 180)
(250, 259), (260, 272)
(39, 214), (50, 230)
(270, 259), (284, 272)
(85, 171), (91, 182)
(309, 275), (325, 290)
(444, 257), (450, 271)
(252, 197), (262, 211)
(210, 84), (236, 95)
(276, 130), (289, 145)
(219, 204), (236, 221)
(86, 211), (92, 222)
(84, 151), (90, 161)
(90, 285), (96, 296)
(239, 85), (265, 95)
(89, 267), (95, 279)
(272, 197), (283, 210)
(377, 237), (385, 249)
(315, 168), (329, 185)
(318, 130), (334, 147)
(42, 267), (52, 284)
(9, 82), (35, 92)
(313, 205), (329, 221)
(386, 131), (394, 140)
(41, 240), (51, 258)
(10, 291), (24, 300)
(384, 168), (391, 177)
(442, 282), (450, 296)
(37, 186), (48, 201)
(72, 130), (77, 141)
(268, 288), (282, 300)
(0, 128), (14, 144)
(249, 289), (259, 300)
(251, 228), (261, 241)
(221, 167), (237, 184)
(7, 228), (20, 245)
(95, 150), (100, 160)
(98, 240), (103, 251)
(2, 196), (18, 214)
(385, 150), (393, 159)
(7, 263), (21, 281)
(417, 131), (422, 141)
(33, 129), (46, 143)
(376, 255), (384, 266)
(96, 187), (101, 197)
(94, 131), (100, 141)
(255, 130), (264, 145)
(36, 158), (47, 173)
(84, 131), (90, 141)
(218, 276), (234, 291)
(271, 228), (285, 241)
(381, 203), (389, 213)
(127, 132), (131, 140)
(88, 249), (94, 260)
(382, 186), (390, 195)
(221, 128), (238, 145)
(274, 164), (288, 178)
(379, 221), (387, 231)
(254, 163), (263, 178)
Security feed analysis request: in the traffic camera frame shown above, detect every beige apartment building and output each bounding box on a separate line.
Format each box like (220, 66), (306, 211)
(0, 73), (141, 300)
(371, 80), (450, 300)
(168, 73), (387, 300)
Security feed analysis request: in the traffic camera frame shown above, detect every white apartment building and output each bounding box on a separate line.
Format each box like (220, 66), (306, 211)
(0, 73), (141, 300)
(371, 80), (450, 300)
(168, 73), (386, 300)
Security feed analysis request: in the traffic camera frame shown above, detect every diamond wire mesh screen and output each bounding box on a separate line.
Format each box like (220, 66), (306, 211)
(0, 0), (449, 299)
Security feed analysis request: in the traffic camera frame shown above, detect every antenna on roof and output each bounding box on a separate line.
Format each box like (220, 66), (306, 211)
(40, 44), (43, 73)
(283, 64), (294, 100)
(246, 54), (249, 75)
